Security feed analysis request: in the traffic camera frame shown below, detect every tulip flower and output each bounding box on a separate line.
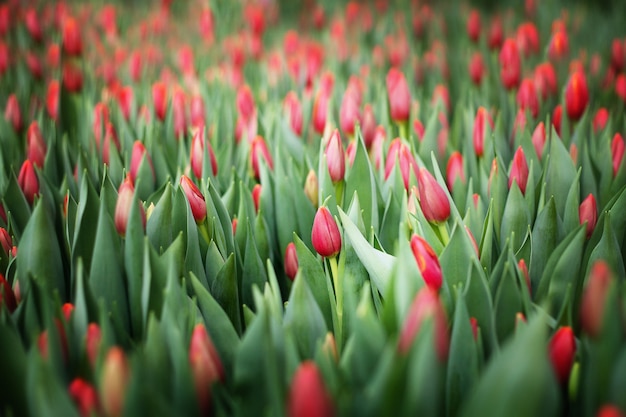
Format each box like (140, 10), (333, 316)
(466, 10), (481, 43)
(115, 177), (146, 237)
(93, 103), (110, 149)
(180, 175), (207, 223)
(417, 168), (450, 223)
(529, 122), (546, 161)
(361, 104), (377, 148)
(100, 347), (130, 417)
(304, 170), (319, 208)
(473, 107), (494, 158)
(0, 42), (7, 76)
(4, 94), (22, 132)
(386, 67), (411, 124)
(516, 78), (539, 118)
(499, 39), (521, 90)
(579, 194), (597, 239)
(311, 206), (341, 258)
(518, 259), (531, 294)
(69, 378), (100, 417)
(129, 141), (155, 185)
(250, 135), (274, 180)
(152, 81), (168, 122)
(581, 261), (613, 337)
(0, 273), (16, 313)
(548, 30), (569, 61)
(487, 16), (503, 50)
(592, 108), (609, 133)
(611, 38), (625, 72)
(548, 326), (576, 385)
(62, 17), (82, 56)
(189, 323), (224, 414)
(611, 133), (625, 177)
(552, 105), (562, 137)
(237, 84), (256, 124)
(190, 129), (218, 179)
(616, 74), (626, 104)
(252, 184), (261, 213)
(325, 129), (345, 183)
(469, 52), (485, 86)
(288, 361), (335, 417)
(284, 242), (299, 281)
(565, 71), (589, 122)
(410, 235), (443, 291)
(509, 147), (529, 195)
(18, 159), (39, 205)
(284, 91), (303, 136)
(63, 62), (83, 93)
(24, 8), (43, 42)
(62, 303), (74, 322)
(534, 62), (558, 100)
(516, 22), (539, 57)
(399, 286), (449, 361)
(85, 323), (102, 368)
(384, 139), (418, 191)
(0, 227), (11, 256)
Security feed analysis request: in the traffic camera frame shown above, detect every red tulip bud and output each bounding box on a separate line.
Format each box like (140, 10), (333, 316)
(469, 52), (485, 86)
(516, 22), (539, 57)
(236, 84), (256, 122)
(469, 317), (479, 341)
(62, 17), (82, 56)
(361, 104), (377, 148)
(129, 141), (155, 185)
(152, 81), (168, 122)
(0, 227), (11, 256)
(250, 135), (274, 180)
(172, 88), (187, 138)
(18, 160), (39, 205)
(611, 38), (625, 72)
(593, 108), (609, 133)
(325, 129), (345, 183)
(531, 122), (547, 160)
(399, 286), (449, 361)
(100, 347), (130, 417)
(284, 242), (299, 281)
(115, 86), (133, 121)
(446, 151), (465, 190)
(86, 323), (102, 368)
(581, 261), (614, 338)
(565, 71), (589, 122)
(311, 206), (341, 258)
(518, 259), (531, 294)
(190, 128), (217, 179)
(25, 8), (43, 42)
(115, 177), (146, 237)
(499, 39), (521, 90)
(548, 30), (569, 61)
(312, 90), (331, 135)
(509, 147), (529, 195)
(284, 91), (303, 136)
(611, 133), (625, 177)
(548, 326), (576, 385)
(4, 94), (22, 132)
(596, 405), (625, 417)
(418, 168), (450, 223)
(386, 67), (411, 124)
(189, 323), (224, 414)
(473, 107), (494, 158)
(252, 184), (261, 213)
(0, 273), (17, 313)
(413, 119), (425, 141)
(410, 235), (443, 291)
(552, 105), (562, 137)
(385, 139), (418, 191)
(616, 74), (626, 104)
(69, 378), (100, 417)
(579, 193), (597, 239)
(467, 10), (481, 43)
(62, 62), (83, 93)
(62, 303), (74, 322)
(534, 62), (558, 100)
(517, 78), (539, 118)
(304, 170), (319, 208)
(47, 80), (60, 121)
(180, 175), (207, 223)
(288, 361), (335, 417)
(487, 16), (503, 50)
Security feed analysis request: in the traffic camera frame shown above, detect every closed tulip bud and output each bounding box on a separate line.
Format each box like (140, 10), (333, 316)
(85, 323), (102, 368)
(115, 178), (145, 237)
(386, 67), (411, 124)
(284, 242), (299, 281)
(190, 95), (206, 129)
(312, 206), (341, 258)
(413, 119), (425, 142)
(518, 259), (531, 294)
(410, 235), (443, 290)
(469, 52), (485, 86)
(418, 168), (450, 223)
(128, 51), (142, 82)
(252, 184), (261, 213)
(284, 91), (303, 136)
(47, 80), (60, 121)
(115, 86), (133, 121)
(488, 16), (503, 50)
(509, 147), (529, 195)
(62, 17), (82, 56)
(616, 74), (626, 104)
(62, 303), (74, 322)
(473, 107), (493, 158)
(548, 30), (569, 61)
(467, 10), (481, 43)
(596, 405), (625, 417)
(101, 122), (120, 165)
(361, 104), (377, 148)
(93, 103), (110, 149)
(189, 324), (224, 414)
(385, 139), (418, 191)
(346, 140), (356, 168)
(516, 23), (539, 57)
(69, 378), (100, 417)
(18, 160), (39, 205)
(236, 84), (256, 123)
(288, 361), (334, 417)
(172, 88), (187, 138)
(548, 326), (576, 385)
(0, 227), (11, 256)
(581, 261), (614, 338)
(579, 193), (597, 239)
(611, 38), (625, 72)
(611, 133), (625, 177)
(0, 273), (16, 313)
(565, 71), (589, 122)
(399, 286), (449, 360)
(552, 105), (563, 137)
(470, 317), (479, 341)
(499, 39), (521, 90)
(325, 129), (346, 183)
(250, 135), (274, 180)
(25, 8), (43, 42)
(190, 129), (217, 179)
(63, 62), (83, 93)
(304, 170), (319, 208)
(152, 81), (168, 122)
(534, 62), (558, 100)
(531, 122), (546, 161)
(129, 141), (155, 185)
(180, 175), (207, 223)
(4, 94), (22, 132)
(593, 108), (609, 133)
(516, 78), (539, 118)
(100, 347), (130, 417)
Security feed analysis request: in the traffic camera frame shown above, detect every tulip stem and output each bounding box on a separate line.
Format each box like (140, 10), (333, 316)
(198, 221), (210, 244)
(398, 121), (408, 140)
(435, 222), (449, 246)
(334, 180), (344, 206)
(329, 255), (343, 351)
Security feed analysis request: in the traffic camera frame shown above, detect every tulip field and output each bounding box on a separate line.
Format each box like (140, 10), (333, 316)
(2, 0), (626, 416)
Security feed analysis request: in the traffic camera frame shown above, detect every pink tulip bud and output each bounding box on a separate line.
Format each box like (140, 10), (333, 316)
(284, 242), (299, 281)
(152, 81), (168, 122)
(69, 378), (100, 417)
(531, 122), (547, 160)
(473, 107), (494, 158)
(252, 184), (261, 213)
(565, 71), (589, 122)
(236, 84), (256, 123)
(0, 273), (16, 313)
(499, 39), (521, 90)
(386, 67), (411, 124)
(115, 86), (133, 121)
(579, 193), (597, 239)
(517, 78), (539, 118)
(115, 177), (146, 237)
(384, 139), (418, 191)
(446, 151), (465, 190)
(62, 303), (74, 322)
(62, 17), (82, 56)
(0, 227), (11, 256)
(469, 52), (485, 86)
(413, 119), (425, 141)
(24, 7), (43, 42)
(581, 261), (613, 338)
(18, 160), (39, 205)
(418, 168), (450, 223)
(399, 286), (449, 360)
(361, 104), (377, 148)
(100, 347), (130, 417)
(325, 129), (345, 183)
(4, 94), (22, 132)
(548, 326), (576, 385)
(410, 235), (443, 291)
(172, 88), (188, 138)
(288, 361), (335, 417)
(509, 147), (529, 195)
(129, 141), (155, 185)
(250, 135), (274, 180)
(611, 38), (625, 72)
(180, 175), (207, 223)
(284, 91), (303, 136)
(466, 10), (481, 43)
(189, 323), (224, 414)
(611, 133), (625, 177)
(231, 217), (238, 235)
(304, 170), (319, 208)
(311, 206), (341, 258)
(592, 108), (609, 133)
(190, 129), (218, 179)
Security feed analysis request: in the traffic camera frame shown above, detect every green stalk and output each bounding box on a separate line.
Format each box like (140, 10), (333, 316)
(329, 255), (343, 352)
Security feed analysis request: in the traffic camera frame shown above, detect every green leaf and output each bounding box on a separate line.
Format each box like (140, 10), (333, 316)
(146, 183), (174, 253)
(530, 197), (559, 293)
(345, 129), (378, 234)
(440, 221), (479, 289)
(493, 262), (523, 344)
(211, 253), (242, 335)
(26, 351), (80, 417)
(545, 135), (578, 217)
(0, 322), (28, 416)
(242, 220), (268, 309)
(124, 186), (146, 339)
(500, 182), (531, 253)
